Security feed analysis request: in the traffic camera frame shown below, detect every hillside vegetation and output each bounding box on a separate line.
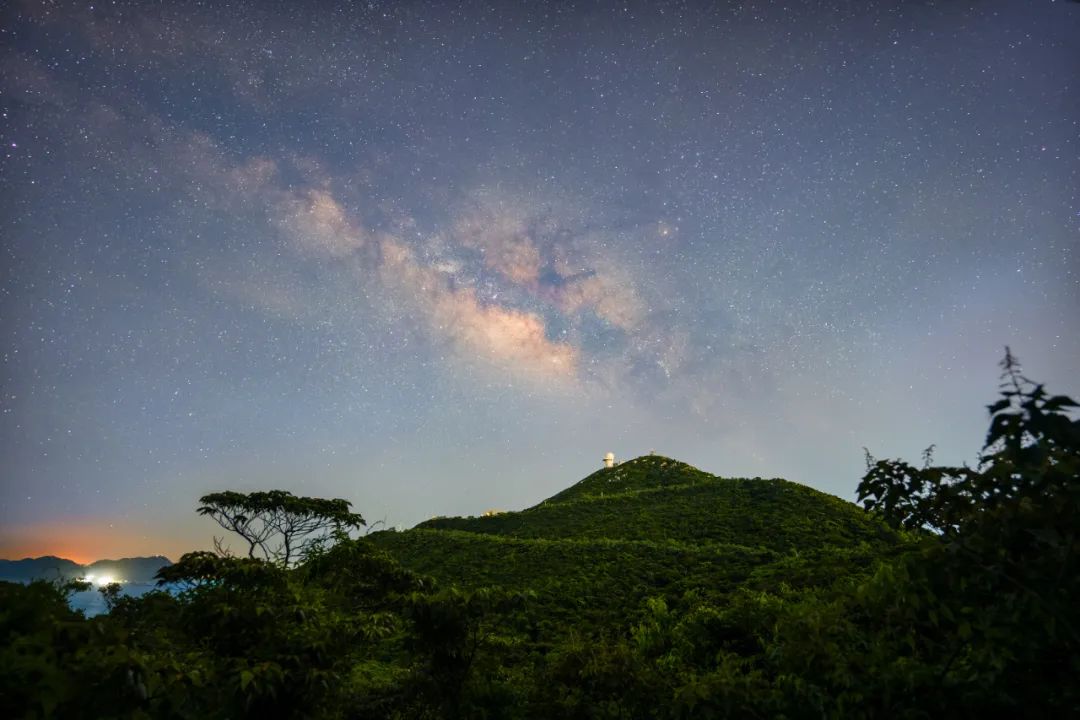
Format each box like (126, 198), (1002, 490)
(415, 455), (895, 551)
(373, 455), (898, 634)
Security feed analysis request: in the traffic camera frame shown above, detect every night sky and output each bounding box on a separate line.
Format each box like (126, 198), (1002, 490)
(2, 0), (1077, 563)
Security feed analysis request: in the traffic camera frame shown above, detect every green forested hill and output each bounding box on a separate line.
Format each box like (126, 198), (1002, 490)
(370, 455), (899, 633)
(414, 455), (894, 551)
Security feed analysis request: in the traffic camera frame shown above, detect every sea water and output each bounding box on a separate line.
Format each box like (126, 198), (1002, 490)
(69, 582), (164, 617)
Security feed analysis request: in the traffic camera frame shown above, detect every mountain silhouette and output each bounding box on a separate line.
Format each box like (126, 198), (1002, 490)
(0, 555), (172, 583)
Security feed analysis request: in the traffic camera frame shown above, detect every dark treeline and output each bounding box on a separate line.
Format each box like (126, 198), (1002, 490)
(2, 351), (1077, 718)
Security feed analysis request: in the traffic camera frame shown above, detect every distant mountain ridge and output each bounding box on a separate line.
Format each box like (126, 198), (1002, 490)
(0, 555), (172, 583)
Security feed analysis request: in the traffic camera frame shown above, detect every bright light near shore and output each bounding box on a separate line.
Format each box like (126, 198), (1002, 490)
(82, 573), (120, 586)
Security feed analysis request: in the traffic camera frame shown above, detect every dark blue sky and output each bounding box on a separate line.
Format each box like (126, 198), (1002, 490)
(2, 0), (1077, 561)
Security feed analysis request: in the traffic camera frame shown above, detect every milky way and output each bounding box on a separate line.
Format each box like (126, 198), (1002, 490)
(1, 0), (1077, 561)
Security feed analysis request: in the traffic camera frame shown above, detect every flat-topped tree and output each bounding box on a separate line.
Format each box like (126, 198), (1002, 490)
(197, 490), (364, 566)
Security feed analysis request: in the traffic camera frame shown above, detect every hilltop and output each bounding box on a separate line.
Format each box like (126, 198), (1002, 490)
(370, 455), (900, 630)
(541, 456), (714, 504)
(415, 454), (893, 551)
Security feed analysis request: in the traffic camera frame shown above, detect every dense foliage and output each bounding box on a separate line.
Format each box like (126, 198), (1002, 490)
(2, 353), (1075, 717)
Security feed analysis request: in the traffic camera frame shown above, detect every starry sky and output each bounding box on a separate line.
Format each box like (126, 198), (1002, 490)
(1, 0), (1078, 563)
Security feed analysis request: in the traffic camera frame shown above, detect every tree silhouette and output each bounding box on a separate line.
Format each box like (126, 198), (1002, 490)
(197, 490), (364, 566)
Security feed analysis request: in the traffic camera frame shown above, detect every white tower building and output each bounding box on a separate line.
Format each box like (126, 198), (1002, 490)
(603, 452), (616, 469)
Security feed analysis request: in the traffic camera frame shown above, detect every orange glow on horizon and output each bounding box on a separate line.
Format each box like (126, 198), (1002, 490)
(0, 518), (207, 565)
